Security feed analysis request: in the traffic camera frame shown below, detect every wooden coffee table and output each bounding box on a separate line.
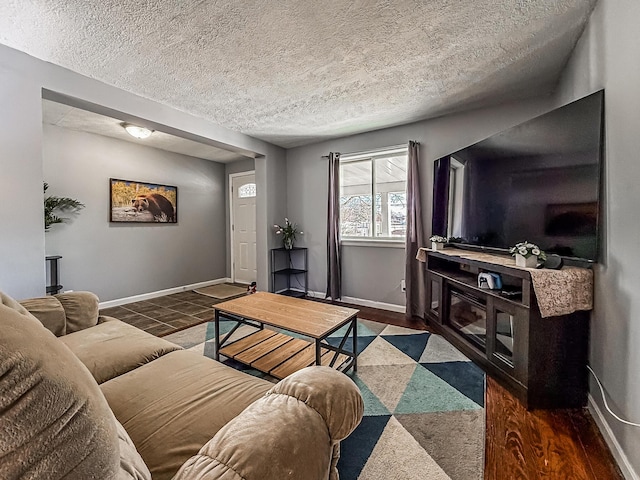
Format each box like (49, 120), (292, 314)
(212, 292), (359, 379)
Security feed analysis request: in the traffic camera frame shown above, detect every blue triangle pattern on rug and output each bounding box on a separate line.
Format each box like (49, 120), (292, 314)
(329, 320), (381, 338)
(350, 374), (391, 416)
(167, 317), (485, 480)
(381, 332), (431, 361)
(340, 321), (485, 479)
(337, 415), (391, 480)
(325, 335), (376, 355)
(205, 319), (237, 339)
(422, 361), (486, 407)
(393, 363), (482, 414)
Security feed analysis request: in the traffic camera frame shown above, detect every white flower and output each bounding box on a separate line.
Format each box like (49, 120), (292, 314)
(511, 241), (545, 260)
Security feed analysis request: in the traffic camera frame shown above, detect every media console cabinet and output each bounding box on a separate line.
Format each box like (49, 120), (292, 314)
(422, 249), (590, 409)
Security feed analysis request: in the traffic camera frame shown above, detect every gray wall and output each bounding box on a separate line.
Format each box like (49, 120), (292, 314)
(555, 0), (640, 475)
(286, 96), (557, 306)
(0, 61), (47, 298)
(225, 157), (256, 277)
(0, 44), (286, 300)
(257, 152), (288, 291)
(43, 124), (227, 302)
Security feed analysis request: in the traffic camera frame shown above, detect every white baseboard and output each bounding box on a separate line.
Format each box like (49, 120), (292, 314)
(99, 278), (231, 309)
(588, 394), (639, 480)
(307, 290), (406, 314)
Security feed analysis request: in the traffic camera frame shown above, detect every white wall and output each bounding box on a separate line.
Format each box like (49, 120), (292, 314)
(286, 96), (558, 307)
(43, 124), (227, 302)
(0, 44), (286, 300)
(556, 1), (640, 476)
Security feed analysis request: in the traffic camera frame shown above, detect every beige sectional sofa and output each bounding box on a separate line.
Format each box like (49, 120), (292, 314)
(0, 291), (363, 480)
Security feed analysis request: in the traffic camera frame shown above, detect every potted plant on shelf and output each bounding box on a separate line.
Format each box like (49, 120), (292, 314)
(509, 241), (546, 268)
(429, 235), (447, 251)
(274, 218), (303, 250)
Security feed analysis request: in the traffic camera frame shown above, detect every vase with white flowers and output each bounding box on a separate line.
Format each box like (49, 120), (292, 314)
(429, 235), (447, 251)
(274, 218), (303, 250)
(509, 241), (546, 268)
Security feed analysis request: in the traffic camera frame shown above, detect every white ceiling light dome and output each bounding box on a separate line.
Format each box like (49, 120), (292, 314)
(123, 123), (153, 139)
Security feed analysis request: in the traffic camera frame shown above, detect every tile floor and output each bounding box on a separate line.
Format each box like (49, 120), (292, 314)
(99, 289), (242, 337)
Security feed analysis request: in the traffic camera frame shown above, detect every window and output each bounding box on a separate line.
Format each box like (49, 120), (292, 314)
(238, 183), (256, 198)
(340, 147), (408, 240)
(447, 157), (465, 238)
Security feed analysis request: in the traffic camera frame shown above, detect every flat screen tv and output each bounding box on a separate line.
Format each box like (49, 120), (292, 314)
(432, 90), (604, 263)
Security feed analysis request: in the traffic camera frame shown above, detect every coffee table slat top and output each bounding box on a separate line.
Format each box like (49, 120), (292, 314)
(214, 292), (358, 339)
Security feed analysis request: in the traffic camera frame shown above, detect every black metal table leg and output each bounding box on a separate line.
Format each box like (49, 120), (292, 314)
(353, 316), (358, 372)
(214, 309), (220, 361)
(315, 339), (322, 366)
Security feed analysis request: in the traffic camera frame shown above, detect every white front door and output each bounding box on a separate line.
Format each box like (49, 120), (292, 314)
(231, 172), (257, 284)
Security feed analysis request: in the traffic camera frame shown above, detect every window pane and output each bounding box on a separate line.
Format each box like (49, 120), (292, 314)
(374, 155), (407, 237)
(374, 193), (382, 236)
(238, 183), (256, 198)
(389, 192), (406, 237)
(339, 151), (408, 239)
(340, 161), (372, 237)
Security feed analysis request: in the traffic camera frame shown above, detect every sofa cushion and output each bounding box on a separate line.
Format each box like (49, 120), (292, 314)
(55, 290), (100, 333)
(60, 318), (182, 384)
(173, 366), (364, 480)
(19, 295), (67, 336)
(100, 350), (273, 480)
(0, 290), (41, 323)
(0, 293), (121, 479)
(115, 416), (152, 480)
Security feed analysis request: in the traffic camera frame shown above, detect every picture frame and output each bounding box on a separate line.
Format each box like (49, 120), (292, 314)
(110, 178), (178, 223)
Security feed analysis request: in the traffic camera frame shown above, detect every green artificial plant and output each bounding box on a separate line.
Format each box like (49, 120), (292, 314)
(44, 182), (85, 231)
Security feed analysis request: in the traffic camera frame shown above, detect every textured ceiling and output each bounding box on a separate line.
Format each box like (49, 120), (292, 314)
(42, 99), (248, 163)
(1, 1), (596, 148)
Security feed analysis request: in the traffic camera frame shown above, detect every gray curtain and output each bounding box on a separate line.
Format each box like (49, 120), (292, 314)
(405, 141), (426, 319)
(326, 152), (342, 301)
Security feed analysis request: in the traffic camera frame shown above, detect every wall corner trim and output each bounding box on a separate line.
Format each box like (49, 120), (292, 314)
(588, 394), (639, 480)
(99, 277), (231, 309)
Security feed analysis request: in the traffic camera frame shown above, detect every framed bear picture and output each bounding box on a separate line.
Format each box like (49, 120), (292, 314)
(110, 178), (178, 223)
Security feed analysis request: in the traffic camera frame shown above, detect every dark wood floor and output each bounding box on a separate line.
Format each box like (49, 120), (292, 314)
(99, 290), (226, 337)
(105, 289), (623, 480)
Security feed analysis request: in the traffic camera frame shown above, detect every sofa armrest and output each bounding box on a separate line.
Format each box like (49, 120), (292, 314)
(19, 296), (67, 336)
(173, 366), (364, 480)
(19, 291), (100, 336)
(55, 291), (100, 333)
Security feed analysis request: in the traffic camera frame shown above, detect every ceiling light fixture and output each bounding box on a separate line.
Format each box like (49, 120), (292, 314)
(122, 123), (153, 139)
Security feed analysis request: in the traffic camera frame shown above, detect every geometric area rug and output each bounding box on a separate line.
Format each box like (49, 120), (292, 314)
(163, 318), (486, 480)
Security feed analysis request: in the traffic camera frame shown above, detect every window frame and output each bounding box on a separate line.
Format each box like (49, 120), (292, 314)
(339, 146), (408, 246)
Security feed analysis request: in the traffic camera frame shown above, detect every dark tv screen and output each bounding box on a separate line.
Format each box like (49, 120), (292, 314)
(432, 90), (604, 262)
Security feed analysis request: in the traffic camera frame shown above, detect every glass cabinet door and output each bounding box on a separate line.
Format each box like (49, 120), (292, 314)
(446, 287), (487, 352)
(487, 297), (527, 382)
(426, 273), (443, 322)
(494, 309), (515, 366)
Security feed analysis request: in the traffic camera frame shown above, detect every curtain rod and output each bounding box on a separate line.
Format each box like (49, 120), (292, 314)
(321, 142), (417, 160)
